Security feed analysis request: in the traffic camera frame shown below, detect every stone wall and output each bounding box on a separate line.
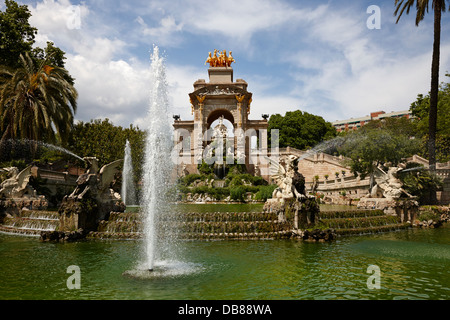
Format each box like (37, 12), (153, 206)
(277, 148), (450, 205)
(32, 167), (78, 199)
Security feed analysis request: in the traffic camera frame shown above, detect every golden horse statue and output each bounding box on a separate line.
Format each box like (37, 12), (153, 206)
(205, 49), (235, 67)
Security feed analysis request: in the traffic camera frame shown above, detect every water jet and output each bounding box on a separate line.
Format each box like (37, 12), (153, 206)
(139, 45), (177, 272)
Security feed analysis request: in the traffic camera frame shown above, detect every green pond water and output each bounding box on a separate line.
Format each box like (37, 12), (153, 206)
(1, 204), (449, 300)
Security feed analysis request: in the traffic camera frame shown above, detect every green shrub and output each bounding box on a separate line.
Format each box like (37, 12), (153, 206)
(230, 186), (246, 201)
(418, 211), (440, 222)
(179, 174), (204, 186)
(227, 173), (267, 187)
(191, 186), (210, 194)
(254, 185), (277, 201)
(198, 161), (213, 175)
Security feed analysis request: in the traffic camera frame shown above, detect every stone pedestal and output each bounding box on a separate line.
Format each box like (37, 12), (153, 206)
(263, 196), (320, 230)
(357, 197), (419, 222)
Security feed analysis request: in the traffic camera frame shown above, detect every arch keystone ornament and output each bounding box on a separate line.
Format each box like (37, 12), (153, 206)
(173, 51), (269, 179)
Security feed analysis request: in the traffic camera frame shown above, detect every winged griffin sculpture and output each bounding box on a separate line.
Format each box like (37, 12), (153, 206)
(0, 166), (36, 199)
(366, 165), (413, 200)
(68, 157), (123, 201)
(267, 155), (307, 202)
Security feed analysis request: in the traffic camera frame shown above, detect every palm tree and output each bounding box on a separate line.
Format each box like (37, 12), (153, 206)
(394, 0), (448, 204)
(0, 52), (77, 145)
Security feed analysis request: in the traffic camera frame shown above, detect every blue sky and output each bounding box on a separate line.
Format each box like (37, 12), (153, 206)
(5, 0), (450, 128)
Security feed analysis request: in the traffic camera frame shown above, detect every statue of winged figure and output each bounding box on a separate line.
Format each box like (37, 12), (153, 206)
(0, 166), (36, 199)
(368, 165), (413, 200)
(98, 159), (123, 199)
(266, 155), (306, 201)
(68, 158), (123, 201)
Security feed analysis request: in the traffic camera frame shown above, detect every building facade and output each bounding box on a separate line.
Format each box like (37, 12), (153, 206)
(332, 110), (413, 132)
(173, 51), (269, 178)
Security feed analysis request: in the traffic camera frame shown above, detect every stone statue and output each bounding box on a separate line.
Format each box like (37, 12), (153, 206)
(68, 157), (123, 202)
(367, 165), (413, 200)
(236, 149), (246, 164)
(268, 155), (298, 201)
(264, 155), (319, 229)
(181, 164), (189, 177)
(59, 157), (125, 233)
(0, 166), (36, 199)
(358, 164), (418, 217)
(213, 116), (227, 139)
(254, 163), (261, 177)
(291, 160), (307, 200)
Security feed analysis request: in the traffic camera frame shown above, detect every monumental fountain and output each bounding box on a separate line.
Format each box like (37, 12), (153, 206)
(0, 49), (427, 245)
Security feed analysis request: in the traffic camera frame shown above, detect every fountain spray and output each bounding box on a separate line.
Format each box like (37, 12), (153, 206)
(141, 46), (174, 271)
(121, 140), (137, 206)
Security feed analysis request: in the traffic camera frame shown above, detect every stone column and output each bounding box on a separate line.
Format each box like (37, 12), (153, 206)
(235, 95), (246, 165)
(194, 96), (205, 165)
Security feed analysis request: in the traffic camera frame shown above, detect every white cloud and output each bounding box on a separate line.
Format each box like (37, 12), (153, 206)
(130, 0), (328, 49)
(66, 54), (151, 126)
(279, 3), (450, 122)
(22, 0), (450, 129)
(29, 0), (89, 49)
(136, 15), (183, 47)
(28, 0), (145, 126)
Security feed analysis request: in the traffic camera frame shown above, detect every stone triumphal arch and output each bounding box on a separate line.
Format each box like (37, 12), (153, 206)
(173, 50), (270, 180)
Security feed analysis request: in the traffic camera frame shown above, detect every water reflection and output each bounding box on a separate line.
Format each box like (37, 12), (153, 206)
(1, 221), (449, 300)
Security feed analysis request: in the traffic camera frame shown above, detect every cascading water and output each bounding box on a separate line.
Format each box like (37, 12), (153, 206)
(121, 140), (137, 206)
(140, 46), (175, 272)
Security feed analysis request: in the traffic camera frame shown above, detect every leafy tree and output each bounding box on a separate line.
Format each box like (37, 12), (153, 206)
(0, 1), (67, 70)
(0, 52), (77, 144)
(268, 110), (336, 150)
(32, 42), (75, 85)
(394, 0), (449, 204)
(399, 162), (443, 205)
(0, 0), (76, 152)
(0, 0), (37, 68)
(338, 119), (420, 190)
(409, 74), (450, 162)
(254, 184), (277, 201)
(197, 160), (213, 175)
(67, 118), (146, 184)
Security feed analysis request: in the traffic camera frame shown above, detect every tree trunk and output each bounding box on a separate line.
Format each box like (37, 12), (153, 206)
(428, 0), (441, 204)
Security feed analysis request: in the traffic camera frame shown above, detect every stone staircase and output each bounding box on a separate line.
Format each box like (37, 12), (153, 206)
(176, 211), (292, 240)
(89, 212), (142, 239)
(87, 211), (292, 240)
(317, 209), (410, 236)
(0, 208), (412, 240)
(0, 210), (60, 236)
